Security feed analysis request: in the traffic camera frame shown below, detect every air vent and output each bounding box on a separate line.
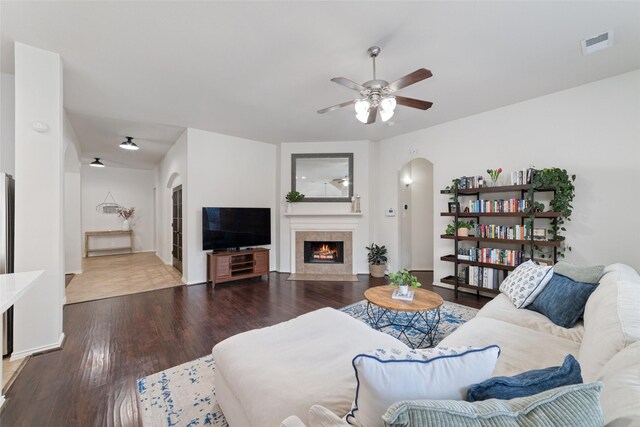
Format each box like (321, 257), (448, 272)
(581, 31), (613, 55)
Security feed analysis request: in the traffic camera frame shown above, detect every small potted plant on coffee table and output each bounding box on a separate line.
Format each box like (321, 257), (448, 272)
(366, 243), (388, 278)
(388, 269), (421, 296)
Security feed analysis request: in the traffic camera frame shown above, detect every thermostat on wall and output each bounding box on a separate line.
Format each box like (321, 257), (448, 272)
(386, 208), (396, 217)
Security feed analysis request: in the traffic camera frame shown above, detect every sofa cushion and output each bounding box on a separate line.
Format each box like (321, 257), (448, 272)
(579, 268), (640, 381)
(554, 261), (605, 284)
(438, 316), (580, 377)
(212, 307), (408, 427)
(596, 341), (640, 426)
(467, 354), (582, 402)
(477, 293), (584, 343)
(347, 346), (500, 427)
(499, 260), (554, 308)
(526, 273), (598, 328)
(382, 383), (604, 427)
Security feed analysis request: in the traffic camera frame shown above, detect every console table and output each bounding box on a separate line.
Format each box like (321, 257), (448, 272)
(84, 230), (133, 257)
(207, 248), (269, 287)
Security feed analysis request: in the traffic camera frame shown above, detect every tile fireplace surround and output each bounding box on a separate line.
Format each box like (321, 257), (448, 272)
(295, 231), (353, 275)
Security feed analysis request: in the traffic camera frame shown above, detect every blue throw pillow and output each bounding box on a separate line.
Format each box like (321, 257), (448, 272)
(526, 273), (598, 328)
(467, 355), (582, 402)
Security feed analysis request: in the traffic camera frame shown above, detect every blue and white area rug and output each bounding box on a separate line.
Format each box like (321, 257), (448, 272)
(137, 300), (478, 426)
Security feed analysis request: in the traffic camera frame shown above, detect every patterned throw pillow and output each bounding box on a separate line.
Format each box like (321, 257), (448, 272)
(499, 260), (554, 308)
(346, 346), (500, 427)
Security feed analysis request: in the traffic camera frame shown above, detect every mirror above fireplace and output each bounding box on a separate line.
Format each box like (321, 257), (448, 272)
(291, 153), (353, 202)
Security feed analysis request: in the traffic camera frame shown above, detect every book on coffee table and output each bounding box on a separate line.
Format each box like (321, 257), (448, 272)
(392, 290), (414, 301)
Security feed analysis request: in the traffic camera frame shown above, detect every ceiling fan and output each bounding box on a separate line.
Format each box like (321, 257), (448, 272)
(317, 46), (433, 124)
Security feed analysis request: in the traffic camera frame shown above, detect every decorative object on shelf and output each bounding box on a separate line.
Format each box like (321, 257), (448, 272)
(354, 194), (361, 213)
(533, 228), (547, 240)
(525, 167), (576, 258)
(95, 191), (122, 214)
(487, 168), (502, 186)
(366, 243), (388, 278)
(117, 207), (135, 231)
(317, 46), (433, 124)
(285, 190), (305, 213)
(388, 269), (421, 296)
(448, 202), (460, 213)
(445, 220), (475, 237)
(119, 136), (139, 151)
(90, 157), (105, 168)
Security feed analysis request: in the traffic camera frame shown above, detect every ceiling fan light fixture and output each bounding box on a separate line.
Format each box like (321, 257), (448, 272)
(120, 136), (139, 151)
(380, 109), (394, 122)
(90, 158), (105, 168)
(355, 99), (370, 123)
(381, 96), (397, 113)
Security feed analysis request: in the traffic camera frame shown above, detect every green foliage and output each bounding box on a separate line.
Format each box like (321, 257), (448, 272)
(444, 178), (461, 202)
(525, 168), (576, 258)
(388, 269), (422, 288)
(285, 191), (305, 202)
(366, 243), (388, 265)
(445, 220), (475, 235)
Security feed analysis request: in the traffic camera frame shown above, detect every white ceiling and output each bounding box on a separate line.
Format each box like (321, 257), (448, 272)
(2, 1), (640, 168)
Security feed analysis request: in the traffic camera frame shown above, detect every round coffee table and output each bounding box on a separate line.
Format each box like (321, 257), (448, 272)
(364, 286), (444, 349)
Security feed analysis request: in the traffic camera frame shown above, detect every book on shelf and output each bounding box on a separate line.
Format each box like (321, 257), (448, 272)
(468, 198), (529, 213)
(469, 247), (523, 266)
(510, 168), (535, 186)
(467, 266), (500, 290)
(475, 224), (531, 240)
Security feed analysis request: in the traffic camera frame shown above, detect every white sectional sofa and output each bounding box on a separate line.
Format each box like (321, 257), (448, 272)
(213, 263), (640, 426)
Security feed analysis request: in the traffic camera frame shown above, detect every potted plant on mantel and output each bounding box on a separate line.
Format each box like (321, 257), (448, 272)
(366, 243), (388, 278)
(388, 269), (422, 296)
(445, 220), (475, 237)
(285, 191), (305, 213)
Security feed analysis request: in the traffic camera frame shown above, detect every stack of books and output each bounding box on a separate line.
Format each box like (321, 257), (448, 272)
(468, 199), (529, 213)
(460, 266), (500, 289)
(510, 168), (534, 185)
(469, 247), (523, 266)
(476, 224), (530, 240)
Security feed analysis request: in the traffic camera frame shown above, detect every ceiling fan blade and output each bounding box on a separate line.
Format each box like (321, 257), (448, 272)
(317, 99), (356, 114)
(386, 68), (433, 92)
(366, 106), (378, 124)
(331, 77), (366, 92)
(395, 96), (433, 110)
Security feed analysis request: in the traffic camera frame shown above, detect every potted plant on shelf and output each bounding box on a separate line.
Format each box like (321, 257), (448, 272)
(285, 191), (305, 213)
(388, 269), (421, 296)
(366, 243), (388, 278)
(445, 220), (475, 237)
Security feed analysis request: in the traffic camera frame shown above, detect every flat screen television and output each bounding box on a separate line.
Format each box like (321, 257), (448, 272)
(202, 207), (271, 251)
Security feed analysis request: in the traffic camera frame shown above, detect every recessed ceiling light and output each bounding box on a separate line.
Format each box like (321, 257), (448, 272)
(120, 136), (139, 150)
(90, 158), (105, 168)
(581, 30), (613, 55)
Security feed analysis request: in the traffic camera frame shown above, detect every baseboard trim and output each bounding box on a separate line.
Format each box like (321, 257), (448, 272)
(10, 332), (65, 361)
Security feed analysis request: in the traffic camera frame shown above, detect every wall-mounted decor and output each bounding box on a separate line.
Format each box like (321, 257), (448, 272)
(291, 153), (353, 202)
(95, 191), (122, 214)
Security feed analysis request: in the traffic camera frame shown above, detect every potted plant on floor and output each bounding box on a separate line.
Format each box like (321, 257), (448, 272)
(445, 220), (475, 237)
(366, 243), (388, 278)
(388, 269), (421, 296)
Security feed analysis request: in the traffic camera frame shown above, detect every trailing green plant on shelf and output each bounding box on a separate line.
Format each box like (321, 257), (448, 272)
(445, 220), (475, 235)
(285, 191), (305, 202)
(444, 178), (461, 203)
(525, 167), (576, 258)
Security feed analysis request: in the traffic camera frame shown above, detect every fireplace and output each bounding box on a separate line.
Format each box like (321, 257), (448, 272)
(304, 241), (344, 264)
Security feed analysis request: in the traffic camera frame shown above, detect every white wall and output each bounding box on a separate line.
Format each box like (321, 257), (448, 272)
(155, 129), (187, 280)
(81, 164), (155, 255)
(0, 73), (15, 176)
(278, 140), (372, 273)
(399, 162), (412, 270)
(186, 128), (276, 284)
(13, 42), (65, 357)
(410, 158), (434, 271)
(63, 113), (82, 273)
(374, 69), (640, 281)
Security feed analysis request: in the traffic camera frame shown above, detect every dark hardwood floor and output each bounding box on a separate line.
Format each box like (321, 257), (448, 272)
(0, 272), (490, 427)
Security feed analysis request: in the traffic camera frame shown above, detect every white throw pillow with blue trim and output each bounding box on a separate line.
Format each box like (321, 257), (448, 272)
(346, 346), (500, 427)
(499, 260), (554, 308)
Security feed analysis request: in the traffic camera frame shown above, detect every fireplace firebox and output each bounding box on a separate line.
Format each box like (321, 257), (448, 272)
(303, 241), (344, 264)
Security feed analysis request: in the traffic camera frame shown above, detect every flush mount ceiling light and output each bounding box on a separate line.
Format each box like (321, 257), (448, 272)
(318, 46), (433, 124)
(90, 158), (105, 168)
(119, 136), (139, 150)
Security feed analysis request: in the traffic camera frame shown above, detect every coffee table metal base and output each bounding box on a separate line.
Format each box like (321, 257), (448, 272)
(366, 302), (441, 349)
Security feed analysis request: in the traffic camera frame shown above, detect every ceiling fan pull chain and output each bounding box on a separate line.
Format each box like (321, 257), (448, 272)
(373, 55), (376, 80)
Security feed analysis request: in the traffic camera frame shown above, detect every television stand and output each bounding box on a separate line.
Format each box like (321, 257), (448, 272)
(206, 248), (269, 287)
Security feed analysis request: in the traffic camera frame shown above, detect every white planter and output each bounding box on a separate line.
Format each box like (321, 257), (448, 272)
(399, 285), (409, 296)
(122, 219), (130, 231)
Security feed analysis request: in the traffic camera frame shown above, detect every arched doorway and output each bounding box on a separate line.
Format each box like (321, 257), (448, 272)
(399, 158), (434, 272)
